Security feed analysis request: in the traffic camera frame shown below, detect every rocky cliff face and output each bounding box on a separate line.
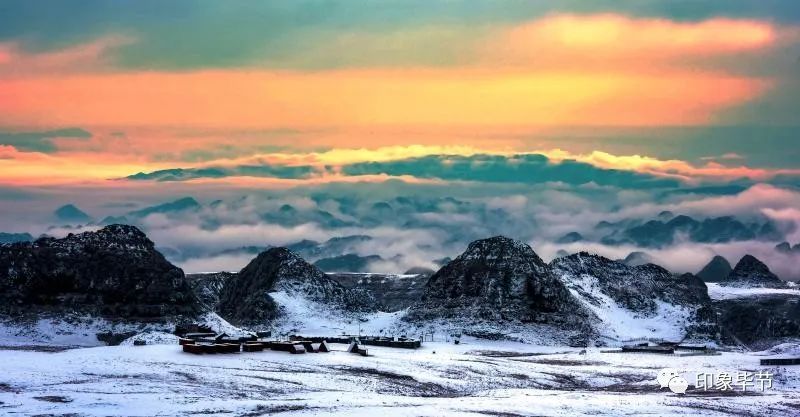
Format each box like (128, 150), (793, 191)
(217, 247), (371, 326)
(328, 273), (427, 311)
(552, 253), (710, 312)
(407, 236), (586, 324)
(551, 253), (716, 341)
(715, 294), (800, 349)
(0, 224), (198, 317)
(720, 255), (786, 288)
(186, 272), (233, 310)
(697, 255), (733, 282)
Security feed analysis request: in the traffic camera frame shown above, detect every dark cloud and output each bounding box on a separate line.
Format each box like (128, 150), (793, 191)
(2, 1), (798, 70)
(341, 154), (680, 189)
(125, 153), (680, 189)
(0, 128), (91, 152)
(127, 165), (317, 182)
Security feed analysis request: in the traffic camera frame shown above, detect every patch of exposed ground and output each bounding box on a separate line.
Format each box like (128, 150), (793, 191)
(33, 396), (73, 403)
(333, 366), (462, 397)
(467, 350), (571, 358)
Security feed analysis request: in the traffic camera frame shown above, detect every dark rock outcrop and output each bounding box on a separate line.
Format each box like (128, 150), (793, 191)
(716, 295), (800, 349)
(328, 272), (427, 311)
(697, 255), (733, 282)
(720, 255), (786, 288)
(0, 224), (199, 317)
(217, 248), (371, 326)
(407, 236), (585, 323)
(186, 272), (233, 310)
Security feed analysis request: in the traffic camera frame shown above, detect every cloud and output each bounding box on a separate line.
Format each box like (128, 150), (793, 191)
(700, 153), (746, 162)
(0, 144), (171, 186)
(0, 36), (134, 77)
(0, 14), (781, 131)
(0, 128), (91, 152)
(487, 14), (776, 68)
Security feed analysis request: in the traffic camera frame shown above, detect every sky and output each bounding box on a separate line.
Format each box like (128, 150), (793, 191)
(1, 1), (800, 277)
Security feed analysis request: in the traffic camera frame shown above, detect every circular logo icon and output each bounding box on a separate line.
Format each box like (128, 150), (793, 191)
(656, 368), (680, 388)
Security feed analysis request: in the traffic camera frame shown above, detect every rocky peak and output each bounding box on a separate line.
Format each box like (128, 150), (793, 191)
(217, 247), (368, 326)
(697, 255), (732, 282)
(409, 236), (582, 321)
(0, 224), (198, 317)
(722, 255), (786, 288)
(457, 235), (547, 268)
(38, 224), (153, 253)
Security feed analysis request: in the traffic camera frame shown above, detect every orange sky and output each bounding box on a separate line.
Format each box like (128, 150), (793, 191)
(0, 13), (794, 186)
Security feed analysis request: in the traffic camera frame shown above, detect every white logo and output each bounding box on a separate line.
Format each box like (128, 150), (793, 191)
(658, 369), (774, 394)
(657, 368), (688, 394)
(668, 376), (689, 394)
(656, 368), (680, 388)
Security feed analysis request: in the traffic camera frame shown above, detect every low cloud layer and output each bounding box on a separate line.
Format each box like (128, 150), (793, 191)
(4, 179), (799, 280)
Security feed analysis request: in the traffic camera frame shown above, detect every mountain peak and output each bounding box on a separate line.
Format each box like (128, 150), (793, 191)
(0, 224), (197, 317)
(697, 255), (732, 282)
(460, 235), (542, 263)
(128, 197), (200, 218)
(218, 247), (361, 326)
(54, 204), (91, 223)
(410, 236), (579, 322)
(621, 251), (654, 267)
(722, 254), (785, 288)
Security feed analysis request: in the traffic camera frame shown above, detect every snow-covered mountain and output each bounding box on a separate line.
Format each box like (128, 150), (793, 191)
(551, 252), (716, 342)
(216, 247), (373, 326)
(1, 227), (792, 348)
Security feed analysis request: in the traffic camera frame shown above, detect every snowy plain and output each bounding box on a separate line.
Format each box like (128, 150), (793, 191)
(706, 283), (800, 300)
(1, 287), (799, 416)
(1, 339), (799, 417)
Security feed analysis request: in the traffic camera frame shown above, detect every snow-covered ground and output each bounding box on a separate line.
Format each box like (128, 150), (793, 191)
(269, 290), (408, 338)
(562, 272), (694, 342)
(0, 312), (248, 348)
(706, 283), (800, 300)
(1, 339), (798, 416)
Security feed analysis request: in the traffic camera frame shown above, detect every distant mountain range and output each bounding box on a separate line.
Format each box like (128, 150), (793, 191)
(696, 254), (787, 288)
(598, 214), (781, 248)
(7, 196), (797, 278)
